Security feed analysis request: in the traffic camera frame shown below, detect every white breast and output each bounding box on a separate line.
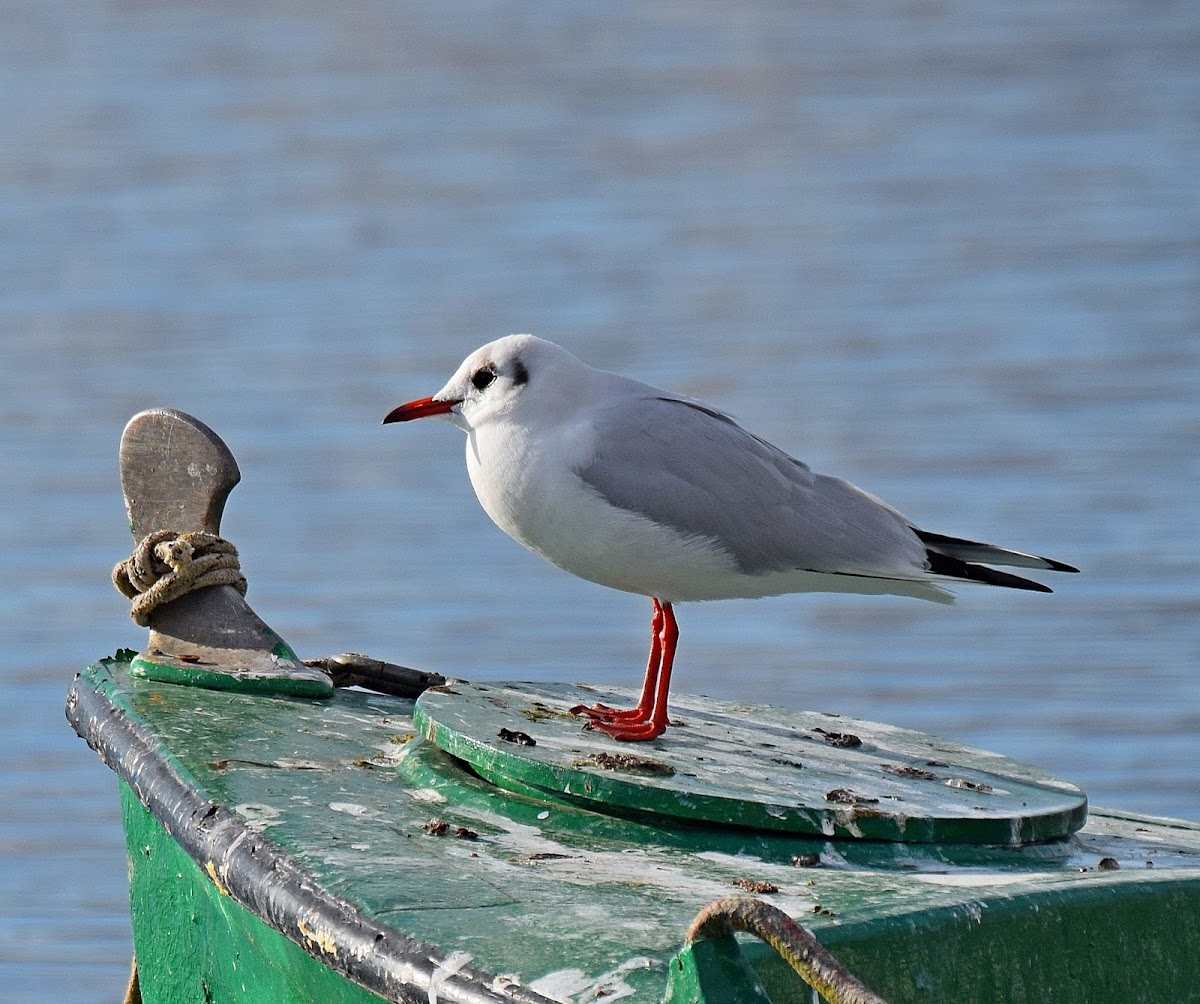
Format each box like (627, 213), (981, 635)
(464, 418), (742, 601)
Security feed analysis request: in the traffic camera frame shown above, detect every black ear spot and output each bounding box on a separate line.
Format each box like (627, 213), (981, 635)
(512, 359), (529, 386)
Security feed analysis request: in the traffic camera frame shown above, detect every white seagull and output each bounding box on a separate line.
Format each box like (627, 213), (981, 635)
(384, 335), (1077, 741)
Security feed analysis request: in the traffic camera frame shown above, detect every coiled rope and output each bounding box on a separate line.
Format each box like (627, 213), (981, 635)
(687, 896), (890, 1004)
(113, 530), (247, 625)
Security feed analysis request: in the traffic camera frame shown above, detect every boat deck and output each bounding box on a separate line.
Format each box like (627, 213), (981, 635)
(68, 653), (1200, 1003)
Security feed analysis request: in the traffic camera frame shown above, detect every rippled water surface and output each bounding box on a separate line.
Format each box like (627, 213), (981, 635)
(2, 1), (1198, 999)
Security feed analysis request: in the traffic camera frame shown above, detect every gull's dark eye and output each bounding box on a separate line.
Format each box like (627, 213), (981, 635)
(471, 367), (496, 391)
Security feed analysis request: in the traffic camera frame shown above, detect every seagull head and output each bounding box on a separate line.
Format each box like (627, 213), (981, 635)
(383, 334), (582, 432)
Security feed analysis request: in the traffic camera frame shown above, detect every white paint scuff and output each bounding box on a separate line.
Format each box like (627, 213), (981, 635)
(529, 956), (656, 1003)
(428, 951), (473, 1004)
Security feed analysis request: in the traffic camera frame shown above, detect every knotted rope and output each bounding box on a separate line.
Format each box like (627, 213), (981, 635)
(687, 896), (890, 1004)
(113, 530), (246, 625)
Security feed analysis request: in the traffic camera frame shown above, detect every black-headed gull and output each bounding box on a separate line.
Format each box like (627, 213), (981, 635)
(384, 335), (1077, 741)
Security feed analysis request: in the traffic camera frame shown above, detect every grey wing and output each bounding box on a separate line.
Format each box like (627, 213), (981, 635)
(574, 396), (930, 580)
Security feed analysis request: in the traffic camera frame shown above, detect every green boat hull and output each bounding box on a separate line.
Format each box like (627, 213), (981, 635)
(122, 782), (389, 1004)
(70, 655), (1200, 1003)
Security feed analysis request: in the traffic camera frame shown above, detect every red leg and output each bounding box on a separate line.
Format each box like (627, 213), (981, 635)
(570, 599), (665, 725)
(590, 601), (678, 741)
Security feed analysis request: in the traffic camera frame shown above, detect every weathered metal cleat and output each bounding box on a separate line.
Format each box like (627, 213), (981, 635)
(304, 652), (448, 698)
(114, 408), (333, 698)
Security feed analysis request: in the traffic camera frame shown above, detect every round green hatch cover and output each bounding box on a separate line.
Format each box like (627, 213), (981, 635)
(414, 682), (1087, 845)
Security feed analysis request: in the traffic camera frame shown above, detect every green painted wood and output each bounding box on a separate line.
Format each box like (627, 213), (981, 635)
(120, 780), (391, 1004)
(130, 641), (332, 699)
(72, 656), (1200, 1004)
(413, 682), (1087, 844)
(748, 878), (1200, 1003)
(664, 938), (774, 1004)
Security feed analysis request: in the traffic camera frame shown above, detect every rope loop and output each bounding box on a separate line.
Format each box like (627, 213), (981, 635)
(113, 530), (247, 626)
(687, 895), (890, 1004)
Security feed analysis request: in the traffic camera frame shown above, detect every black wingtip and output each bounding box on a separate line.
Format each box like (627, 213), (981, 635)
(913, 529), (1079, 574)
(926, 550), (1054, 592)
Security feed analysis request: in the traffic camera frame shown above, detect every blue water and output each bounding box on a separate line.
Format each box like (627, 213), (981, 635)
(2, 1), (1198, 999)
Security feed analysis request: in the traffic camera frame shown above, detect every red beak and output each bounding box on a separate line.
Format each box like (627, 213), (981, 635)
(382, 397), (461, 424)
